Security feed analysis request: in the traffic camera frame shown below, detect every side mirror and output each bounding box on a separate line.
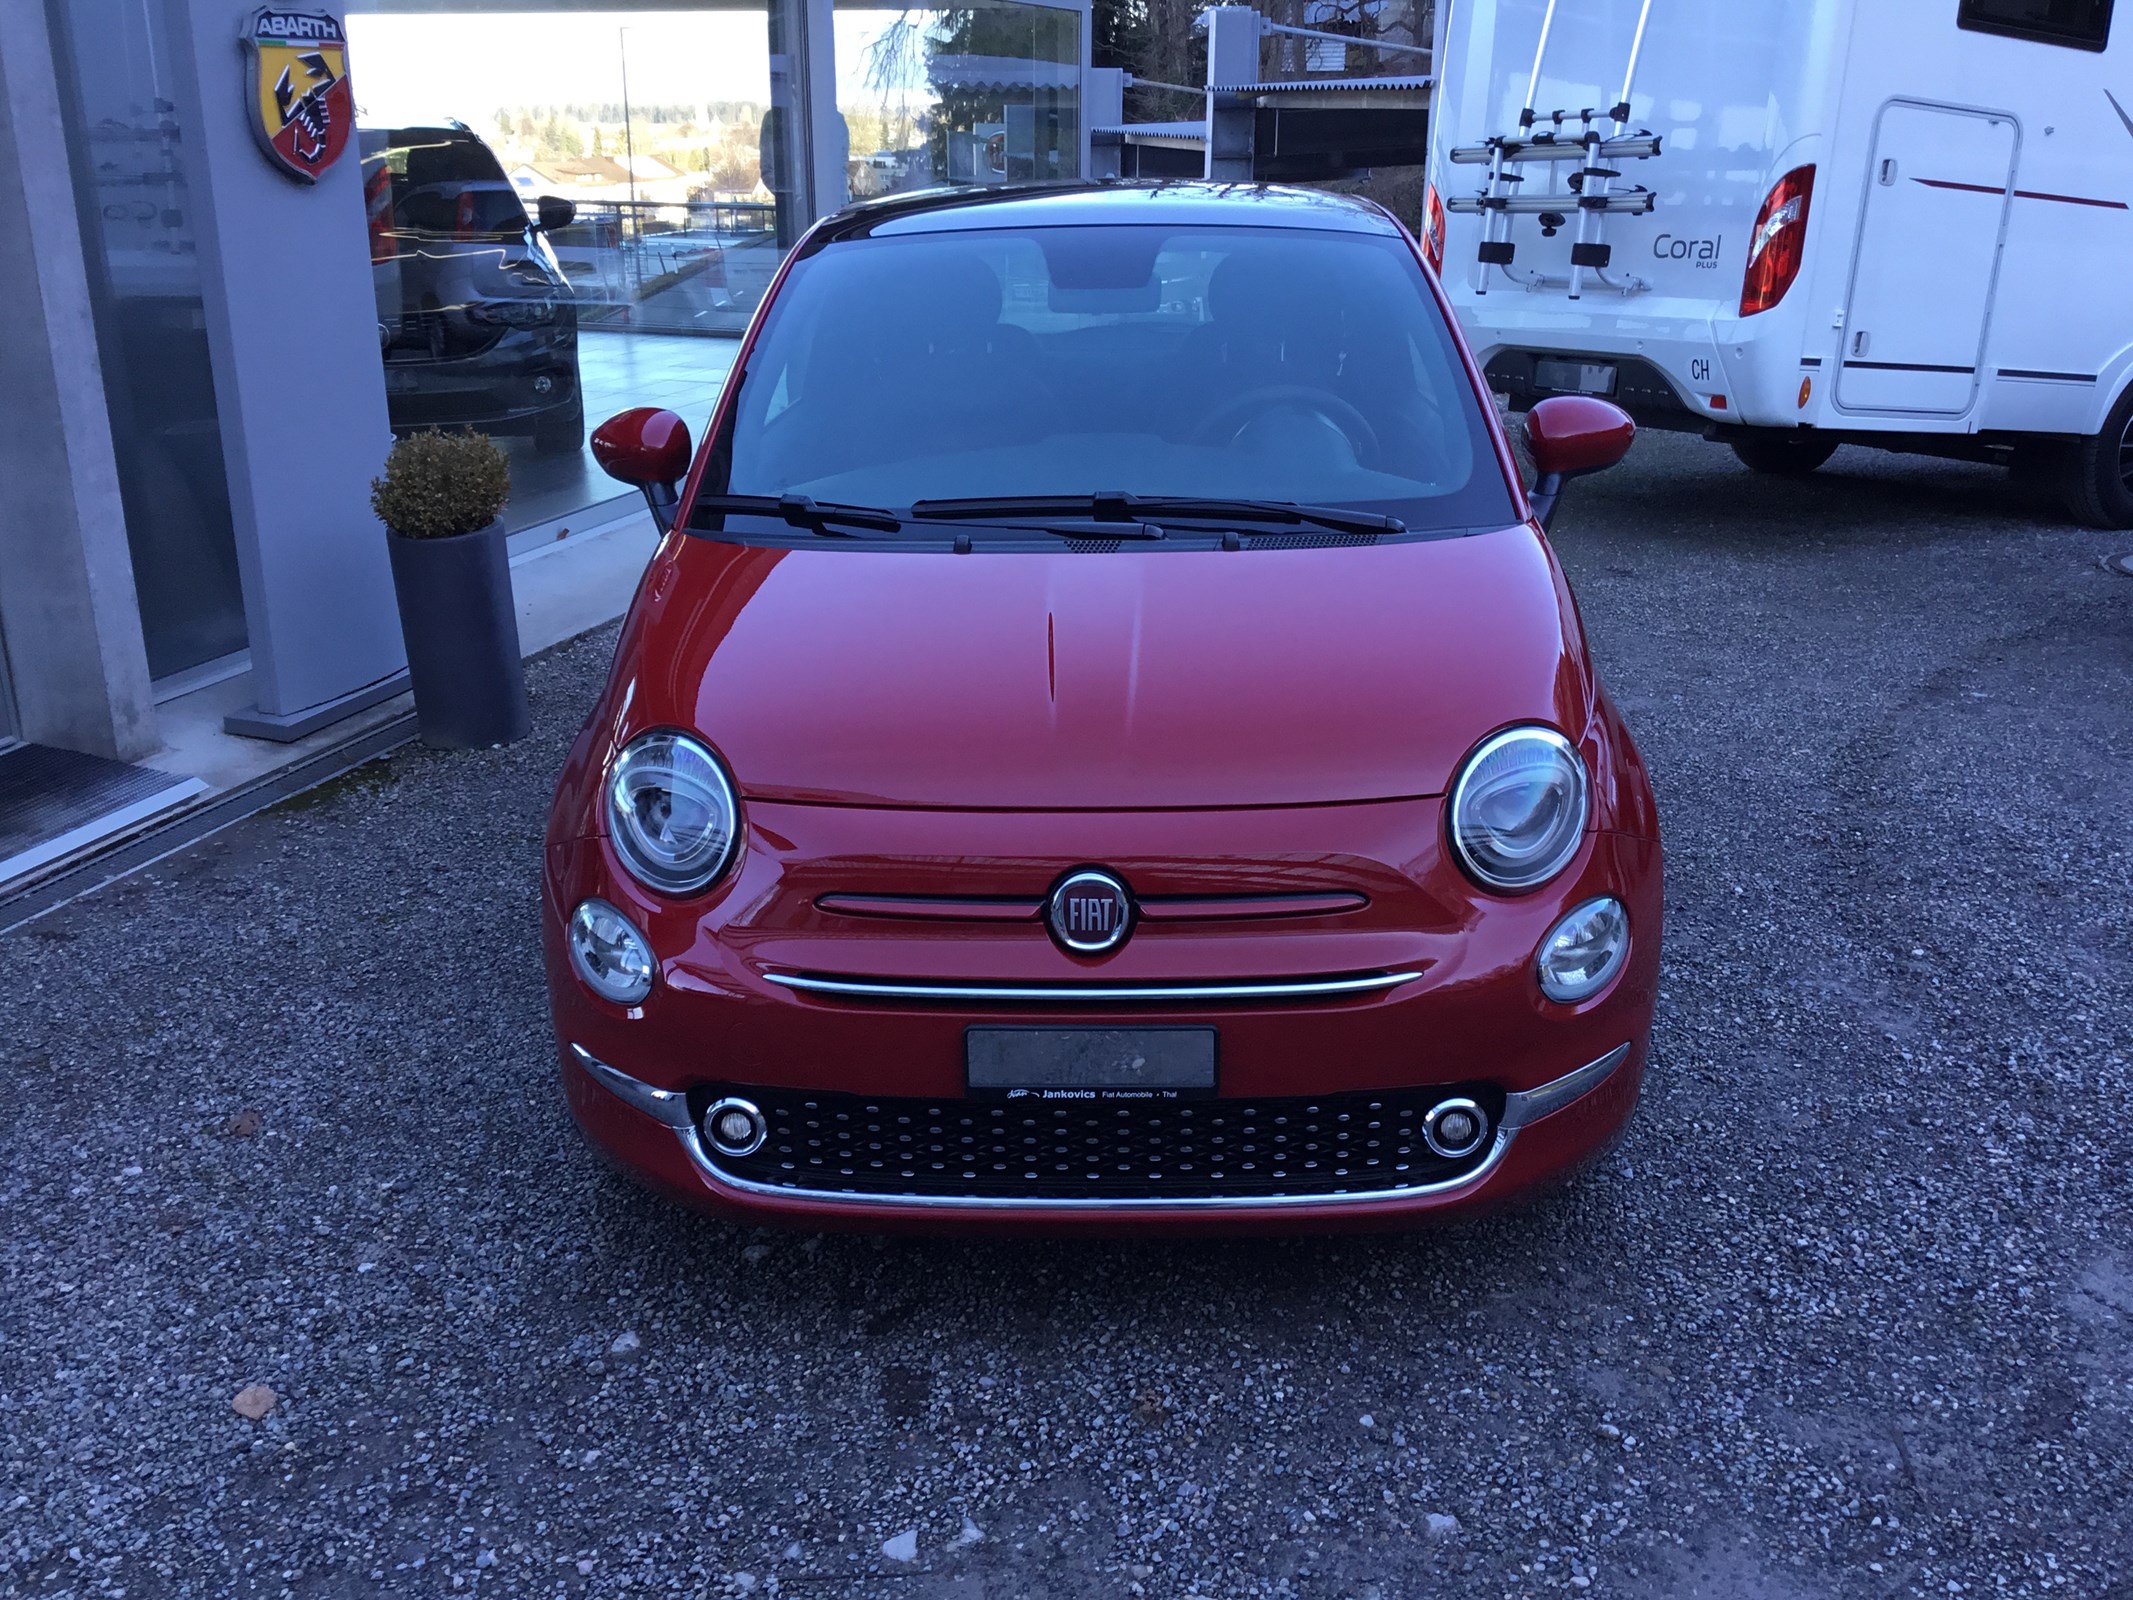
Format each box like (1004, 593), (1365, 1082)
(592, 407), (692, 529)
(1522, 395), (1635, 532)
(534, 194), (576, 232)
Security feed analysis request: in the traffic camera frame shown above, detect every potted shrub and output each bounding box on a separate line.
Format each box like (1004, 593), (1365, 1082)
(370, 431), (529, 749)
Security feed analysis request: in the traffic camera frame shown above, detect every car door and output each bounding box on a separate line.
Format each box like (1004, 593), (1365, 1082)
(1836, 100), (2019, 417)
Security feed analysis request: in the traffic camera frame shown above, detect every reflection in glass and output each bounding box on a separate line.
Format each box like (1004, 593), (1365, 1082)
(840, 2), (1081, 198)
(51, 0), (249, 680)
(349, 10), (797, 340)
(345, 6), (799, 530)
(363, 125), (586, 456)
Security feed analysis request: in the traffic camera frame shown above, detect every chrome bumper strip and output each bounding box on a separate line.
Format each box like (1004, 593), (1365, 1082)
(569, 1038), (1634, 1213)
(760, 970), (1424, 1004)
(675, 1119), (1518, 1211)
(570, 1042), (694, 1128)
(1499, 1042), (1630, 1131)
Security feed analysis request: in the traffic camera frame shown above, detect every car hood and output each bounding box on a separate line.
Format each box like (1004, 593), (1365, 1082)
(624, 525), (1588, 810)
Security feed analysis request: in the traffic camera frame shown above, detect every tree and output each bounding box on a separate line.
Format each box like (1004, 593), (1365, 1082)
(1093, 0), (1206, 89)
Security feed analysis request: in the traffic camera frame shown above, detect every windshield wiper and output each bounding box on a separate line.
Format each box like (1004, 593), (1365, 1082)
(907, 491), (1404, 537)
(693, 494), (902, 535)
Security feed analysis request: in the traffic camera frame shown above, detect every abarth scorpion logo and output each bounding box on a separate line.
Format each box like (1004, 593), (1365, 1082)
(242, 8), (353, 185)
(1048, 869), (1134, 955)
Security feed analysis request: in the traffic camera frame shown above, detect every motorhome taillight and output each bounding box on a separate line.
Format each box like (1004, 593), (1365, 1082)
(1740, 166), (1815, 317)
(1423, 183), (1447, 274)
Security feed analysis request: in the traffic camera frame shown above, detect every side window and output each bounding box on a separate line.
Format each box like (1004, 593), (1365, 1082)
(1958, 0), (2113, 50)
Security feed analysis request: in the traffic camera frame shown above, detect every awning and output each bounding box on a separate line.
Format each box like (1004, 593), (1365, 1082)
(925, 54), (1079, 91)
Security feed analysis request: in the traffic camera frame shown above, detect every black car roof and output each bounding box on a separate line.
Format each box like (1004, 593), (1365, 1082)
(813, 180), (1404, 244)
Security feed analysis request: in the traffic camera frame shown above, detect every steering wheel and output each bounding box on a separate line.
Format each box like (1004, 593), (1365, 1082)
(1191, 384), (1381, 462)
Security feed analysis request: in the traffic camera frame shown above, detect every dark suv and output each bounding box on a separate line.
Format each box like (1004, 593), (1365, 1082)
(362, 123), (584, 455)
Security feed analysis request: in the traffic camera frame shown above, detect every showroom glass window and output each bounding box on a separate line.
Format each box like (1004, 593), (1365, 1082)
(343, 1), (818, 534)
(49, 0), (250, 682)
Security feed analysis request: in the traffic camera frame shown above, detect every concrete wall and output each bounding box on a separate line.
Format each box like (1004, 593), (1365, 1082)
(163, 0), (409, 737)
(0, 0), (159, 762)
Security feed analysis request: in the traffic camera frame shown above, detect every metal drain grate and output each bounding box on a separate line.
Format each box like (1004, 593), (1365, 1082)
(0, 745), (204, 890)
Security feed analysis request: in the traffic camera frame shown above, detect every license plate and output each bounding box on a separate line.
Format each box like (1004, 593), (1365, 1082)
(966, 1028), (1217, 1101)
(1535, 358), (1618, 396)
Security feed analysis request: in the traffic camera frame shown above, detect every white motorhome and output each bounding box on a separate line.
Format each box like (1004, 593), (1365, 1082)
(1424, 0), (2133, 526)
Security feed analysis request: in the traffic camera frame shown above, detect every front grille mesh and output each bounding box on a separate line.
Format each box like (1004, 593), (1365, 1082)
(700, 1085), (1502, 1202)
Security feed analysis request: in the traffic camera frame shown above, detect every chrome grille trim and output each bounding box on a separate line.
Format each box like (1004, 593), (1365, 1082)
(569, 1041), (1634, 1212)
(678, 1120), (1515, 1211)
(760, 970), (1424, 1003)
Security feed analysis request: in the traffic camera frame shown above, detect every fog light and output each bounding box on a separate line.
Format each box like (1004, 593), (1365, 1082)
(567, 898), (655, 1004)
(533, 374), (555, 395)
(1424, 1098), (1490, 1159)
(1537, 896), (1630, 1003)
(703, 1097), (766, 1158)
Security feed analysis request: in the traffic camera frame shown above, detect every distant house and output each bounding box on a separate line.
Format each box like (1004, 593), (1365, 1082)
(508, 153), (691, 207)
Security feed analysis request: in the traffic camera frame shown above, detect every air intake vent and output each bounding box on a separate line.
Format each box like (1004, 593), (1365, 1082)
(696, 1084), (1505, 1201)
(1247, 531), (1380, 549)
(1063, 538), (1124, 553)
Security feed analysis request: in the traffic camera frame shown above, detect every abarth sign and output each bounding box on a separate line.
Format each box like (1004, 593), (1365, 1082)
(242, 8), (353, 185)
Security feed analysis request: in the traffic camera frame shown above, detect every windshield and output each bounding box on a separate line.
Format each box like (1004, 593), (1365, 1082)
(717, 223), (1517, 531)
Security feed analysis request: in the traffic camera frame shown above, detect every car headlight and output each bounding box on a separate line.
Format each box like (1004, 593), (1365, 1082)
(1448, 726), (1588, 892)
(606, 730), (741, 894)
(567, 898), (655, 1003)
(1537, 896), (1629, 1003)
(468, 296), (557, 328)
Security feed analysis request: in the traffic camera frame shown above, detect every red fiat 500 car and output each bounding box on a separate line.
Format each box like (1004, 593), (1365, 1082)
(543, 182), (1660, 1234)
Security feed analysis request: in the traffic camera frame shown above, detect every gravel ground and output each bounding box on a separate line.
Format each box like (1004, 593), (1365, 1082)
(4, 431), (2131, 1600)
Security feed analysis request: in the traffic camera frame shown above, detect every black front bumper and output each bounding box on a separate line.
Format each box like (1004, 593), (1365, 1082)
(385, 364), (579, 436)
(1484, 350), (1705, 433)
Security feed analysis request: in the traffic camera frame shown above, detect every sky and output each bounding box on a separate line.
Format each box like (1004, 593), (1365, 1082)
(345, 9), (931, 126)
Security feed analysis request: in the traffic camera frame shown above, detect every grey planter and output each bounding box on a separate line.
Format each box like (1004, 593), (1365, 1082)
(385, 517), (531, 749)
